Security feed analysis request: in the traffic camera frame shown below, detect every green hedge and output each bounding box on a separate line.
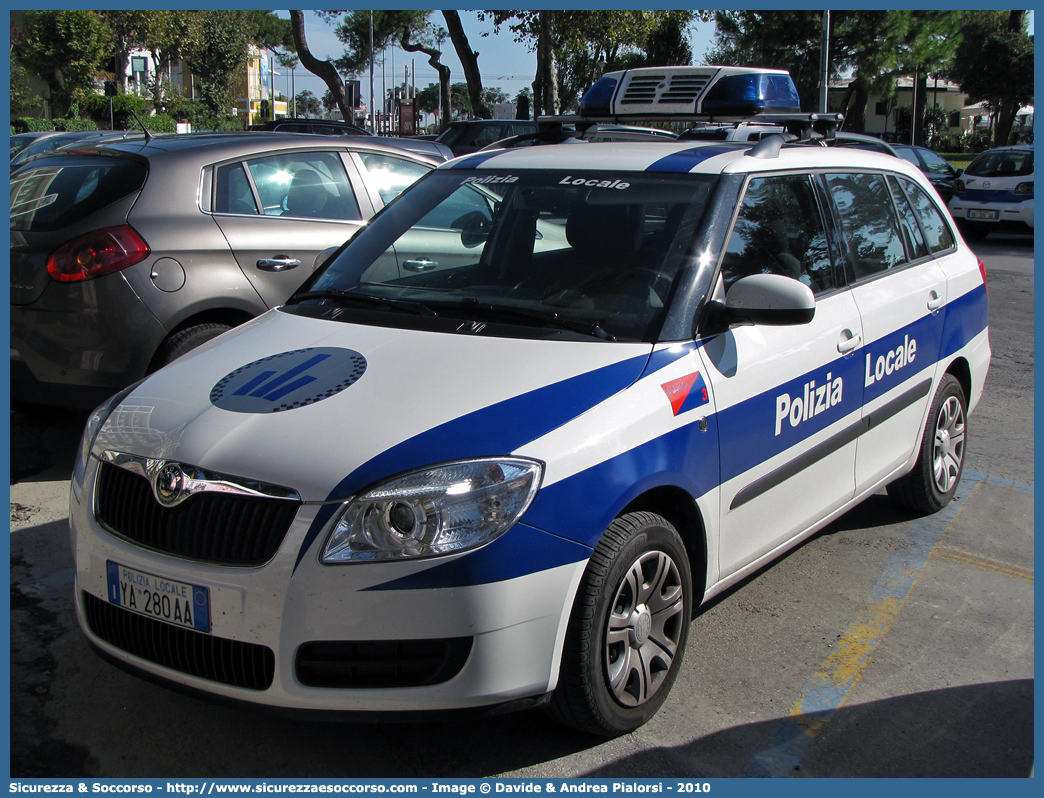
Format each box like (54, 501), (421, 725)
(141, 114), (177, 133)
(52, 118), (99, 132)
(12, 117), (54, 133)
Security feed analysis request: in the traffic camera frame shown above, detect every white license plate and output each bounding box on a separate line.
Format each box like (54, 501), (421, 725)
(968, 209), (999, 220)
(106, 561), (211, 633)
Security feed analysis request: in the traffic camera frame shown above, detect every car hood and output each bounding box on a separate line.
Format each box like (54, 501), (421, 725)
(93, 309), (653, 502)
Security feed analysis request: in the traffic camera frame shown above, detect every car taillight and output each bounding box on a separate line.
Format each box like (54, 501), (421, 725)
(1013, 181), (1033, 196)
(978, 259), (988, 298)
(46, 225), (150, 283)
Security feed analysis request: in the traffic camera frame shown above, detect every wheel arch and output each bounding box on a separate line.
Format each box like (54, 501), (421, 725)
(945, 356), (972, 403)
(148, 307), (257, 372)
(620, 485), (709, 609)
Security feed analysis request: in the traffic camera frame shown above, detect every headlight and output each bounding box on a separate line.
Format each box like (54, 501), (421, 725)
(72, 380), (143, 488)
(322, 458), (543, 563)
(1014, 181), (1033, 196)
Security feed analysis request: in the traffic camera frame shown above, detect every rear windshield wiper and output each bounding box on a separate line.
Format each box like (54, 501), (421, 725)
(287, 289), (438, 316)
(430, 299), (617, 341)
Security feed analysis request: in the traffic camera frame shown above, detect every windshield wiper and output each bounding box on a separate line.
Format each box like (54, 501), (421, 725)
(287, 289), (438, 316)
(430, 299), (617, 341)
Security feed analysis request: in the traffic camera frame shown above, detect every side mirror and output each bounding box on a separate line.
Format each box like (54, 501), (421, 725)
(313, 245), (341, 272)
(954, 168), (964, 178)
(454, 211), (492, 247)
(721, 273), (815, 327)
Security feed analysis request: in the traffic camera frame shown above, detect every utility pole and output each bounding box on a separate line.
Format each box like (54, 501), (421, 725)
(369, 11), (375, 133)
(819, 11), (830, 114)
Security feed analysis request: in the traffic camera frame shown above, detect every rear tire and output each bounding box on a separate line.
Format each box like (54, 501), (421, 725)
(887, 373), (967, 513)
(151, 322), (232, 371)
(546, 512), (691, 736)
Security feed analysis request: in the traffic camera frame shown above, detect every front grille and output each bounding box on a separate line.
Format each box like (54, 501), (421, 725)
(84, 593), (275, 690)
(296, 638), (473, 688)
(95, 461), (300, 565)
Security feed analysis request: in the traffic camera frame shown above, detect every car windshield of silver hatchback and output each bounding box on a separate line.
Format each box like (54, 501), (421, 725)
(294, 169), (717, 342)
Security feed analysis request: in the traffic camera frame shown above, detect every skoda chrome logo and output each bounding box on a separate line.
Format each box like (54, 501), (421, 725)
(210, 347), (367, 413)
(154, 463), (185, 507)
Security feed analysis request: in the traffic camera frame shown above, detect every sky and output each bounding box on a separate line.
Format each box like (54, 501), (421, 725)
(274, 11), (718, 113)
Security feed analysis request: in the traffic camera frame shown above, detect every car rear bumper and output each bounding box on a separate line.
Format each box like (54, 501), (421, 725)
(949, 197), (1034, 229)
(11, 276), (167, 408)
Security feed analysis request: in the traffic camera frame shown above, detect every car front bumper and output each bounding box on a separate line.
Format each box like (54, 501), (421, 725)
(70, 461), (590, 715)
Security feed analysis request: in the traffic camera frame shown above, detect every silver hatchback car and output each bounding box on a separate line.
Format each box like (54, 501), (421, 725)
(10, 133), (439, 408)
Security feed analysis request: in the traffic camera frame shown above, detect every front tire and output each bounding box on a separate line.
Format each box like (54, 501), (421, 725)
(887, 373), (968, 513)
(547, 512), (691, 736)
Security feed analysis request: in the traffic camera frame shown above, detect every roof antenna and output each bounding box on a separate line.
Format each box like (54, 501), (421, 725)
(128, 109), (154, 144)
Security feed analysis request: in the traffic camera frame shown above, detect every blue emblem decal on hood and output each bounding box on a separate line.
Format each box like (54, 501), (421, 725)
(211, 347), (366, 413)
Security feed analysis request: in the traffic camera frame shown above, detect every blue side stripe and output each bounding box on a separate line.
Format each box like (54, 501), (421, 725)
(448, 150), (511, 169)
(645, 144), (745, 173)
(522, 417), (720, 548)
(294, 351), (652, 572)
(361, 522), (592, 591)
(296, 282), (988, 582)
(959, 188), (1031, 203)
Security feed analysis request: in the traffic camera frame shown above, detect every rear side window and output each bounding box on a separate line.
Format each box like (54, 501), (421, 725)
(722, 174), (835, 295)
(472, 125), (508, 148)
(888, 177), (928, 261)
(826, 173), (906, 280)
(357, 152), (430, 205)
(900, 177), (956, 254)
(10, 157), (147, 233)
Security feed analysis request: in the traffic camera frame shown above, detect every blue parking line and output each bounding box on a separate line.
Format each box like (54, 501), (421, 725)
(741, 471), (1031, 777)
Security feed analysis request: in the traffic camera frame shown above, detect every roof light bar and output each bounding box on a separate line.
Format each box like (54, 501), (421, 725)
(579, 66), (802, 121)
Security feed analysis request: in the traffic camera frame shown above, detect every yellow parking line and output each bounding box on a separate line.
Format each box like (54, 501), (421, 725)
(931, 547), (1034, 581)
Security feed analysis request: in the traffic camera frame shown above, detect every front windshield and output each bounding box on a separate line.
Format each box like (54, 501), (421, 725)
(299, 169), (717, 342)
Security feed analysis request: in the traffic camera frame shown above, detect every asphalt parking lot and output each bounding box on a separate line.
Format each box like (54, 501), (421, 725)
(8, 234), (1033, 779)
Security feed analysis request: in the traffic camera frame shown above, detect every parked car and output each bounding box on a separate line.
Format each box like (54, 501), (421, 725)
(893, 144), (960, 203)
(10, 130), (112, 171)
(249, 118), (372, 136)
(10, 132), (439, 408)
(10, 131), (63, 161)
(69, 67), (989, 737)
(948, 145), (1034, 239)
(435, 119), (539, 157)
(250, 119), (454, 161)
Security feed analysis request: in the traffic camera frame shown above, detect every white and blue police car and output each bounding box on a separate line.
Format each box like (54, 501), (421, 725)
(71, 66), (991, 736)
(948, 144), (1034, 239)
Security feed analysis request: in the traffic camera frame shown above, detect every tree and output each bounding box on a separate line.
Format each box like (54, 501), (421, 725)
(290, 10), (351, 122)
(444, 11), (490, 118)
(13, 10), (113, 118)
(332, 11), (451, 130)
(949, 11), (1034, 147)
(707, 10), (964, 141)
(100, 11), (164, 93)
(181, 10), (253, 119)
(481, 11), (706, 116)
(295, 89), (322, 118)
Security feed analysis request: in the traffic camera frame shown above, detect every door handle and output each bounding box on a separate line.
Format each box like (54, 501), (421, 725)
(837, 329), (862, 354)
(256, 256), (302, 272)
(403, 258), (438, 272)
(927, 290), (944, 312)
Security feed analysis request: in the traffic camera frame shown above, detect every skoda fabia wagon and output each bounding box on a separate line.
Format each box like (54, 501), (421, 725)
(70, 67), (990, 736)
